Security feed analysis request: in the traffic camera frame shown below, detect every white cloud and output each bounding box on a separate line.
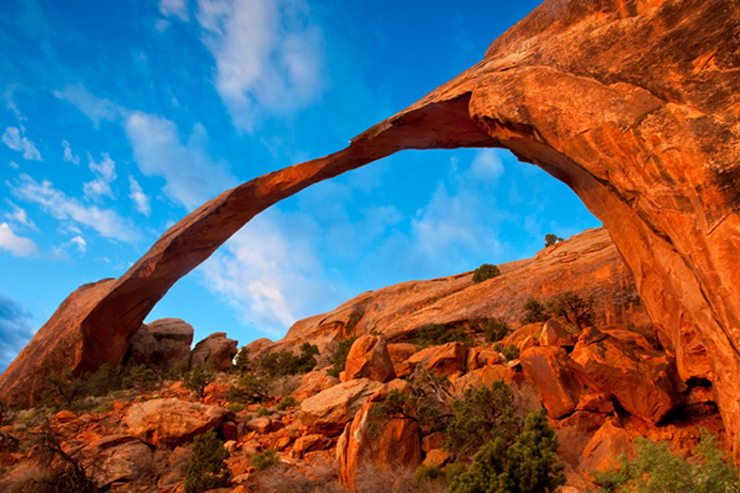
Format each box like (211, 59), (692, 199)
(10, 174), (140, 243)
(201, 208), (339, 338)
(4, 200), (36, 230)
(8, 161), (19, 169)
(70, 235), (86, 252)
(196, 0), (326, 131)
(124, 111), (236, 210)
(53, 83), (125, 127)
(0, 222), (38, 257)
(155, 19), (170, 32)
(83, 152), (117, 201)
(62, 140), (80, 165)
(2, 127), (41, 161)
(3, 84), (26, 123)
(160, 0), (190, 21)
(470, 149), (504, 181)
(128, 175), (151, 216)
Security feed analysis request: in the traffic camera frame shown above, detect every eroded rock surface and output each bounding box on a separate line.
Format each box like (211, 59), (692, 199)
(2, 0), (739, 453)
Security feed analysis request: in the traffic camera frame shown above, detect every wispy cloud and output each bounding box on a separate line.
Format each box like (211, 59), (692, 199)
(10, 174), (140, 243)
(62, 140), (80, 164)
(53, 83), (125, 127)
(0, 222), (38, 257)
(4, 199), (37, 230)
(124, 111), (236, 210)
(8, 161), (19, 169)
(201, 208), (341, 338)
(196, 0), (326, 132)
(128, 175), (151, 216)
(2, 127), (41, 161)
(71, 235), (86, 252)
(83, 152), (117, 201)
(0, 294), (35, 372)
(155, 19), (170, 32)
(160, 0), (190, 21)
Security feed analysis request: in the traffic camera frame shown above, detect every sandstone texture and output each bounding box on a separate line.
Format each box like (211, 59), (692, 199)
(190, 332), (238, 371)
(124, 318), (193, 373)
(124, 398), (233, 448)
(1, 0), (739, 455)
(342, 334), (396, 383)
(299, 378), (382, 436)
(520, 346), (584, 419)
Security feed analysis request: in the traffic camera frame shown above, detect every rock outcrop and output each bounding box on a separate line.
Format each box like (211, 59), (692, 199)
(124, 318), (193, 373)
(342, 335), (396, 383)
(190, 332), (238, 371)
(1, 0), (739, 453)
(299, 379), (382, 437)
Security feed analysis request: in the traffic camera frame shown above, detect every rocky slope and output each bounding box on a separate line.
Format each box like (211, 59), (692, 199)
(0, 230), (728, 493)
(1, 0), (738, 452)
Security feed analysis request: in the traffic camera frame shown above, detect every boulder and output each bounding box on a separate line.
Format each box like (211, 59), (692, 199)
(407, 342), (468, 379)
(466, 347), (503, 371)
(292, 369), (340, 401)
(337, 380), (422, 488)
(539, 319), (576, 349)
(342, 334), (396, 383)
(125, 318), (193, 373)
(570, 329), (682, 424)
(387, 343), (417, 363)
(299, 378), (382, 436)
(75, 434), (153, 489)
(190, 332), (238, 371)
(520, 346), (584, 419)
(3, 0), (740, 454)
(125, 398), (233, 448)
(578, 420), (634, 474)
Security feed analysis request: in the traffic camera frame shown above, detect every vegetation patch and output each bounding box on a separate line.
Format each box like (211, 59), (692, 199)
(326, 336), (358, 378)
(414, 324), (471, 348)
(184, 429), (230, 493)
(472, 264), (501, 284)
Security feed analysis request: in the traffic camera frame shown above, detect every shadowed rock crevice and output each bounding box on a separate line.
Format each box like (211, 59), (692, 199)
(2, 0), (739, 456)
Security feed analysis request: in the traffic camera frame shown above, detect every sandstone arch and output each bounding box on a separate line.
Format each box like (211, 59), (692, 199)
(2, 0), (739, 450)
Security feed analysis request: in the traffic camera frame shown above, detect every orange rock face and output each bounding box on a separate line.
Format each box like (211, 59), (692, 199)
(342, 335), (396, 383)
(520, 346), (584, 419)
(1, 0), (739, 454)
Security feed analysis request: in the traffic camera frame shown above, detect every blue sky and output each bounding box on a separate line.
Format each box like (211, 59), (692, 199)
(0, 0), (601, 371)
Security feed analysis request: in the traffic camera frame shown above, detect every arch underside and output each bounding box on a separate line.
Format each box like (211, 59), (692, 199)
(1, 0), (739, 455)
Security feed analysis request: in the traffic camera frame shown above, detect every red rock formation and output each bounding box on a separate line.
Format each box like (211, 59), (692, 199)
(342, 334), (396, 383)
(2, 0), (739, 453)
(520, 346), (584, 419)
(190, 332), (238, 371)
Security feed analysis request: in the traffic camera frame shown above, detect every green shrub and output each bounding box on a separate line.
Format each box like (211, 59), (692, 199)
(472, 264), (501, 284)
(93, 402), (114, 414)
(260, 343), (319, 378)
(81, 363), (124, 396)
(445, 462), (468, 485)
(233, 347), (251, 375)
(256, 406), (271, 417)
(414, 324), (470, 348)
(483, 318), (509, 343)
(449, 409), (565, 493)
(547, 291), (595, 329)
(165, 361), (190, 381)
(444, 380), (518, 458)
(415, 464), (443, 484)
(183, 429), (230, 493)
(372, 388), (419, 422)
(184, 363), (214, 398)
(227, 403), (245, 413)
(521, 299), (550, 325)
(276, 396), (296, 411)
(326, 336), (358, 378)
(592, 433), (740, 493)
(226, 374), (270, 404)
(43, 369), (83, 409)
(502, 344), (519, 360)
(122, 365), (159, 393)
(544, 234), (564, 247)
(251, 448), (280, 471)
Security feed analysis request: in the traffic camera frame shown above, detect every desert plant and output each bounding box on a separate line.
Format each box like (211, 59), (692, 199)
(257, 406), (271, 417)
(414, 323), (470, 348)
(544, 234), (564, 247)
(449, 409), (565, 493)
(0, 399), (12, 427)
(415, 464), (443, 484)
(521, 299), (550, 325)
(184, 362), (215, 398)
(43, 369), (82, 408)
(260, 343), (319, 378)
(592, 433), (740, 493)
(183, 429), (230, 493)
(483, 318), (509, 343)
(165, 361), (190, 381)
(227, 403), (245, 413)
(81, 363), (124, 396)
(232, 347), (251, 375)
(276, 396), (296, 411)
(326, 336), (358, 378)
(493, 342), (520, 361)
(122, 364), (159, 393)
(251, 448), (280, 471)
(444, 379), (518, 458)
(472, 263), (501, 284)
(547, 291), (595, 329)
(226, 374), (270, 404)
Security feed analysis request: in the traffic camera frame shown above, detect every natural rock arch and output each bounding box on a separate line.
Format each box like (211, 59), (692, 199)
(2, 0), (739, 451)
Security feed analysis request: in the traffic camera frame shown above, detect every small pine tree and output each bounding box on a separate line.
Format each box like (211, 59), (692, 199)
(521, 299), (550, 325)
(122, 365), (159, 393)
(183, 429), (230, 493)
(326, 336), (358, 378)
(544, 234), (564, 247)
(483, 318), (509, 343)
(472, 264), (501, 284)
(184, 361), (215, 398)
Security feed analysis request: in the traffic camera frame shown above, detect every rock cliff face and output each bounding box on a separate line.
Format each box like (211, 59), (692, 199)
(1, 0), (738, 451)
